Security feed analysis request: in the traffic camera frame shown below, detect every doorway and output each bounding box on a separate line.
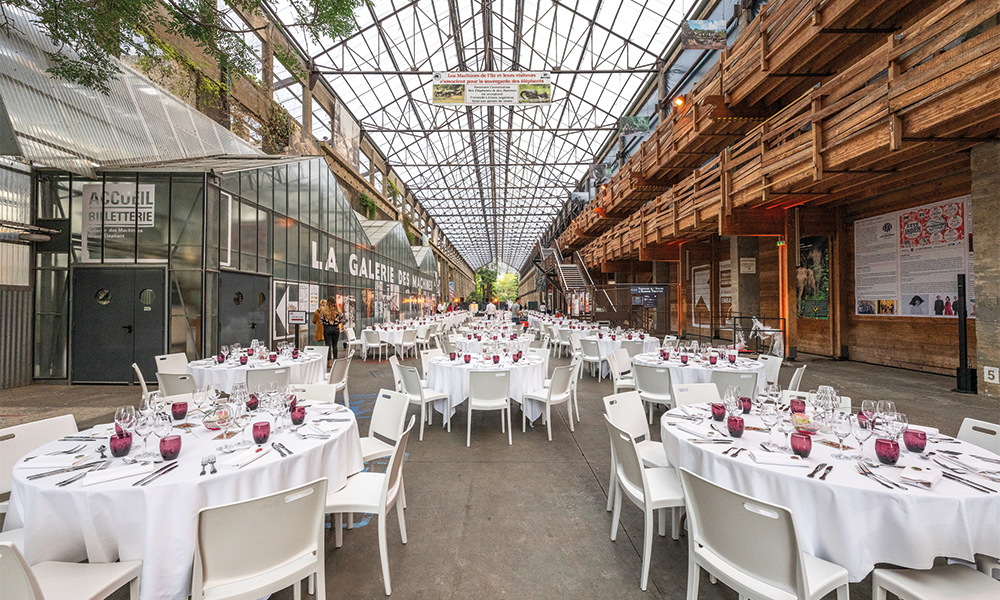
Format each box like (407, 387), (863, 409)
(218, 272), (270, 350)
(71, 267), (166, 383)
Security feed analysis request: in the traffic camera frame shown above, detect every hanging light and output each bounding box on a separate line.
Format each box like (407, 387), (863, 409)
(673, 95), (686, 109)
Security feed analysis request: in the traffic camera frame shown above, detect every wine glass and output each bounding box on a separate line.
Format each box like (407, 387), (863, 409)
(753, 386), (768, 414)
(115, 405), (137, 435)
(153, 412), (172, 441)
(724, 386), (741, 416)
(831, 412), (853, 460)
(220, 345), (229, 360)
(132, 413), (157, 459)
(760, 403), (780, 449)
(888, 412), (908, 441)
(777, 411), (795, 450)
(850, 415), (873, 460)
(766, 383), (781, 407)
(233, 405), (253, 448)
(875, 400), (896, 423)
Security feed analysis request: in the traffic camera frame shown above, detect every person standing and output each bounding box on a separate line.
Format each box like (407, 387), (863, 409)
(510, 297), (521, 321)
(934, 295), (944, 315)
(485, 301), (497, 319)
(320, 296), (345, 365)
(538, 301), (547, 313)
(944, 296), (954, 316)
(312, 299), (326, 345)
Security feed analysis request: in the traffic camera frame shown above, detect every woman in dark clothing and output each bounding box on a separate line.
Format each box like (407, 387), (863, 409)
(320, 296), (345, 365)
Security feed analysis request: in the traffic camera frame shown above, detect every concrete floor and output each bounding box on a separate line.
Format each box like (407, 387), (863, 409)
(1, 351), (994, 599)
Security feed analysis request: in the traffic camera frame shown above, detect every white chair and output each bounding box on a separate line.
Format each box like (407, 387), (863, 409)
(245, 367), (289, 393)
(154, 352), (188, 374)
(580, 339), (604, 380)
(326, 417), (415, 596)
(556, 329), (573, 358)
(192, 479), (328, 600)
(387, 356), (404, 392)
(345, 328), (364, 355)
(526, 348), (549, 378)
(757, 353), (783, 386)
(362, 330), (388, 361)
(348, 389), (412, 530)
(672, 383), (722, 407)
(467, 370), (512, 446)
(155, 372), (196, 396)
(0, 541), (142, 600)
(663, 335), (677, 345)
(605, 415), (684, 591)
(603, 391), (670, 512)
(304, 345), (329, 361)
(957, 418), (1000, 455)
(788, 364), (807, 391)
(678, 468), (849, 600)
(871, 565), (999, 600)
(419, 348), (443, 383)
(620, 339), (644, 359)
(607, 351), (635, 395)
(570, 332), (584, 358)
(399, 366), (450, 441)
(522, 365), (573, 441)
(327, 356), (351, 405)
(632, 364), (673, 424)
(1, 415), (78, 517)
(975, 554), (1000, 579)
(399, 329), (418, 360)
(710, 370), (759, 400)
(289, 383), (337, 404)
(438, 335), (456, 355)
(567, 353), (584, 423)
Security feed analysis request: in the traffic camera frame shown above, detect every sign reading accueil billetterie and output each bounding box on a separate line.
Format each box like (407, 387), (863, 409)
(432, 72), (551, 105)
(81, 183), (156, 262)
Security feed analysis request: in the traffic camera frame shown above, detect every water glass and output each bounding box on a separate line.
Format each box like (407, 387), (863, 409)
(831, 413), (853, 460)
(903, 429), (926, 453)
(109, 432), (133, 457)
(790, 432), (812, 458)
(851, 414), (873, 460)
(159, 435), (182, 461)
(875, 438), (900, 465)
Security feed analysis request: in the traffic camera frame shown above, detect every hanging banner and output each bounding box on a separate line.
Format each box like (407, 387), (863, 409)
(432, 72), (551, 105)
(681, 20), (728, 50)
(854, 195), (974, 317)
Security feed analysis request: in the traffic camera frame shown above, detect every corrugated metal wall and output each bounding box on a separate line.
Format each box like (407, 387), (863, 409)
(0, 287), (32, 389)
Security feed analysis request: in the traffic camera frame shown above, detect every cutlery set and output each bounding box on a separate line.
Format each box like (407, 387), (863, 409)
(134, 462), (179, 486)
(198, 455), (217, 475)
(271, 442), (294, 457)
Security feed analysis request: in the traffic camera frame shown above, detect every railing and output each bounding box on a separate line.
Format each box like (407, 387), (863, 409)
(588, 284), (679, 334)
(573, 250), (617, 318)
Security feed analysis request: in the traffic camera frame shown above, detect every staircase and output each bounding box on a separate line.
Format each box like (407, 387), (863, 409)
(557, 263), (587, 292)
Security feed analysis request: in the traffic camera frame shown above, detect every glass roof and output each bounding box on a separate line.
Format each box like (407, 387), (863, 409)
(270, 0), (687, 269)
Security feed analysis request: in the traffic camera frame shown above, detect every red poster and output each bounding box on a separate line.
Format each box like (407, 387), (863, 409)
(899, 201), (964, 249)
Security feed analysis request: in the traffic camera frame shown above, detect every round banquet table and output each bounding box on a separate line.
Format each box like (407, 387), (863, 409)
(186, 352), (325, 393)
(660, 407), (1000, 581)
(4, 407), (364, 600)
(632, 352), (766, 387)
(425, 355), (546, 420)
(455, 338), (531, 355)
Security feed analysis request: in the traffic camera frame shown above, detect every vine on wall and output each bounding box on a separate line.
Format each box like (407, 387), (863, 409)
(358, 193), (378, 219)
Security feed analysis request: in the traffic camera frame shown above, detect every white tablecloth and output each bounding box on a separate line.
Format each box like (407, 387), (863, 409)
(5, 409), (364, 600)
(455, 338), (531, 355)
(426, 356), (545, 420)
(660, 409), (1000, 581)
(633, 353), (766, 387)
(186, 353), (325, 393)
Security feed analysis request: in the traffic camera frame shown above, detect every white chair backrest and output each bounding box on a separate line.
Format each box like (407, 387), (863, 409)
(526, 348), (549, 376)
(559, 329), (573, 344)
(632, 364), (672, 397)
(958, 418), (1000, 455)
(289, 384), (336, 403)
(521, 334), (535, 343)
(328, 357), (350, 386)
(381, 418), (416, 508)
(756, 354), (782, 385)
(621, 339), (644, 358)
(679, 468), (808, 598)
(399, 366), (424, 399)
(346, 328), (358, 342)
(401, 329), (417, 344)
(570, 332), (583, 354)
(370, 389), (410, 442)
(613, 348), (632, 374)
(246, 367), (289, 392)
(440, 336), (456, 354)
(363, 330), (380, 346)
(547, 365), (574, 398)
(0, 542), (45, 600)
(710, 371), (759, 399)
(604, 415), (648, 502)
(581, 338), (602, 359)
(604, 391), (652, 443)
(192, 478), (328, 598)
(388, 356), (402, 392)
(470, 370), (511, 404)
(1, 414), (78, 495)
(304, 345), (329, 361)
(788, 364), (806, 392)
(155, 352), (189, 374)
(420, 349), (443, 379)
(156, 372), (196, 396)
(671, 382), (721, 407)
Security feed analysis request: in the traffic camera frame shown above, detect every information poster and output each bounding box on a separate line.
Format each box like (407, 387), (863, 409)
(81, 183), (157, 262)
(432, 72), (551, 105)
(719, 259), (733, 326)
(309, 284), (320, 312)
(855, 195), (974, 317)
(798, 237), (829, 319)
(691, 265), (711, 330)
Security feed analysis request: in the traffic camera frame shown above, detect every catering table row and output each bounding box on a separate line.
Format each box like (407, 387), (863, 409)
(186, 352), (326, 393)
(660, 406), (1000, 582)
(5, 405), (364, 600)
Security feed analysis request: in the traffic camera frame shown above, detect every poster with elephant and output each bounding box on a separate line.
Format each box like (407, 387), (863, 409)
(432, 71), (551, 105)
(798, 237), (830, 319)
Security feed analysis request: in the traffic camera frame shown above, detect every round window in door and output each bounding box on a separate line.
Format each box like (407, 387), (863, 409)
(233, 292), (243, 306)
(139, 289), (156, 305)
(96, 289), (111, 305)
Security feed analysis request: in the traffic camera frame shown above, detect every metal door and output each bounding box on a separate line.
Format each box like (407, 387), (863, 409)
(71, 268), (166, 383)
(218, 272), (270, 349)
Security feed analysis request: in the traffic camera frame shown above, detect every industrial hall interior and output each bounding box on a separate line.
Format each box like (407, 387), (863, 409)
(0, 0), (998, 600)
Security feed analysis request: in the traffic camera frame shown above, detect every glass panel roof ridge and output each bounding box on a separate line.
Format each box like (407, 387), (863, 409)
(270, 0), (688, 269)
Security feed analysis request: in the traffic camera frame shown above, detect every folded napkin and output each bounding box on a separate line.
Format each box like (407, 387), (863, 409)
(749, 452), (810, 467)
(676, 423), (726, 440)
(20, 453), (94, 468)
(899, 465), (942, 489)
(82, 463), (155, 486)
(222, 446), (272, 468)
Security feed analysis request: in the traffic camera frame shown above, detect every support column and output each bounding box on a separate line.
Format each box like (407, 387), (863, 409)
(971, 142), (999, 398)
(731, 237), (761, 320)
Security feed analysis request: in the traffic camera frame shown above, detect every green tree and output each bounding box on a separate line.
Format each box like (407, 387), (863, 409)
(475, 267), (497, 303)
(1, 0), (365, 94)
(495, 272), (519, 303)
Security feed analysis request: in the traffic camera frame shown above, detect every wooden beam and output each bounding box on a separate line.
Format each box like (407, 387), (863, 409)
(719, 208), (786, 236)
(639, 242), (682, 262)
(601, 260), (653, 273)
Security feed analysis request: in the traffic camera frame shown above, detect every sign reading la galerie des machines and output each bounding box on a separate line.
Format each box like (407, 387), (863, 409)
(81, 183), (156, 262)
(432, 72), (551, 105)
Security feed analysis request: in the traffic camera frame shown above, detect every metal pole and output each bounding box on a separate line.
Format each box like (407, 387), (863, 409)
(955, 274), (977, 393)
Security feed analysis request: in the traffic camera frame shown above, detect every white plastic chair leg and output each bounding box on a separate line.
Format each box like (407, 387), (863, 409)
(641, 506), (653, 591)
(293, 580), (301, 600)
(506, 407), (512, 445)
(396, 499), (407, 545)
(672, 507), (680, 540)
(467, 403), (473, 447)
(341, 384), (349, 406)
(546, 405), (553, 441)
(567, 401), (574, 433)
(419, 403), (426, 442)
(610, 485), (622, 541)
(658, 507), (667, 537)
(378, 514), (392, 596)
(335, 513), (344, 548)
(129, 577), (140, 600)
(686, 555), (700, 600)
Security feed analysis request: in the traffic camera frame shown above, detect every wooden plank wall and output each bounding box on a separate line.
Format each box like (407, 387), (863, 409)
(758, 242), (782, 320)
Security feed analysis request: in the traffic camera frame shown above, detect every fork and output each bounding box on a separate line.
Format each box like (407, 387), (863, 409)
(858, 461), (906, 490)
(24, 444), (86, 461)
(208, 454), (217, 474)
(56, 459), (112, 486)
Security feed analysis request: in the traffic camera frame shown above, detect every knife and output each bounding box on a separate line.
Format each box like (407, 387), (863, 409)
(56, 459), (112, 486)
(137, 462), (179, 486)
(819, 465), (834, 480)
(26, 461), (104, 480)
(132, 462), (177, 486)
(858, 469), (894, 489)
(807, 463), (828, 478)
(278, 442), (294, 455)
(942, 471), (996, 493)
(271, 442), (287, 457)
